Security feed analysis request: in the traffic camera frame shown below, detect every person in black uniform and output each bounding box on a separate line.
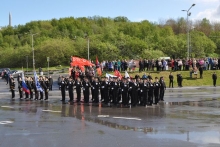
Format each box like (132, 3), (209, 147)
(18, 77), (23, 99)
(130, 78), (139, 107)
(199, 66), (203, 79)
(103, 77), (109, 104)
(90, 77), (95, 102)
(212, 72), (217, 87)
(93, 77), (100, 103)
(68, 77), (74, 102)
(138, 78), (143, 105)
(111, 77), (119, 105)
(60, 76), (66, 102)
(148, 79), (154, 106)
(121, 78), (129, 106)
(10, 78), (15, 99)
(82, 77), (90, 103)
(100, 77), (105, 102)
(153, 77), (160, 105)
(33, 78), (39, 100)
(49, 76), (53, 91)
(159, 77), (166, 101)
(39, 77), (44, 100)
(75, 77), (82, 103)
(29, 77), (34, 99)
(169, 72), (174, 88)
(44, 77), (50, 100)
(142, 78), (149, 106)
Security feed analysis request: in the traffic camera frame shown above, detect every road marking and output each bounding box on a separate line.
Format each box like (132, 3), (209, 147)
(42, 110), (61, 113)
(112, 117), (141, 121)
(0, 121), (14, 125)
(1, 106), (14, 109)
(98, 115), (109, 118)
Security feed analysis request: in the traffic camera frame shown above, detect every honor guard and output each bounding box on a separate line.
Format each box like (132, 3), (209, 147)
(148, 79), (154, 106)
(75, 77), (82, 103)
(159, 77), (166, 101)
(68, 77), (74, 102)
(121, 78), (129, 106)
(153, 77), (160, 104)
(18, 77), (23, 99)
(10, 78), (15, 99)
(82, 77), (91, 103)
(93, 77), (100, 103)
(44, 77), (50, 100)
(60, 77), (67, 102)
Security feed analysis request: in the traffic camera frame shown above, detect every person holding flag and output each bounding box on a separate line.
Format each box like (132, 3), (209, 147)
(34, 72), (44, 100)
(21, 73), (30, 99)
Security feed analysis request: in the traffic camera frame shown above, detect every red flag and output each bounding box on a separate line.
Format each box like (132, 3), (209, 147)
(97, 67), (102, 76)
(71, 57), (95, 67)
(96, 56), (99, 65)
(114, 70), (122, 79)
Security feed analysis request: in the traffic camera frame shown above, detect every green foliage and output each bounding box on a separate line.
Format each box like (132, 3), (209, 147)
(0, 16), (219, 68)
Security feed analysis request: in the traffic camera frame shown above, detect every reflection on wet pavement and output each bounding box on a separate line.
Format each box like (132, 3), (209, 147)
(1, 85), (220, 146)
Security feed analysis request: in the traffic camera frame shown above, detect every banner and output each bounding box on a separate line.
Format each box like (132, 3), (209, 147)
(114, 70), (122, 79)
(71, 57), (94, 67)
(125, 71), (130, 78)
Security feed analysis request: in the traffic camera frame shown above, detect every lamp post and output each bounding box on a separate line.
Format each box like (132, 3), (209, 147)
(31, 33), (38, 71)
(182, 4), (195, 60)
(88, 38), (90, 60)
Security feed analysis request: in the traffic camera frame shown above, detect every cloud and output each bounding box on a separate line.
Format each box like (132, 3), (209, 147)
(195, 5), (220, 22)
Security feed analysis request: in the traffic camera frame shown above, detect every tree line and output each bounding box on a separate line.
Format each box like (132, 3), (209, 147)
(0, 16), (219, 68)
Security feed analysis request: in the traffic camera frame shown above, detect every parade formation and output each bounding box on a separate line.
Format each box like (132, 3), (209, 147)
(1, 67), (167, 107)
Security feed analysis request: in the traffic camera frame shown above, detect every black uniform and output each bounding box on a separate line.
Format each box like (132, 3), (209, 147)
(169, 74), (174, 88)
(177, 74), (183, 87)
(44, 80), (50, 100)
(68, 80), (74, 102)
(101, 80), (109, 104)
(60, 80), (66, 101)
(111, 81), (119, 105)
(49, 77), (53, 90)
(18, 80), (23, 99)
(25, 80), (29, 99)
(75, 80), (82, 102)
(142, 81), (149, 106)
(28, 80), (34, 99)
(121, 81), (129, 105)
(10, 80), (15, 99)
(33, 81), (39, 100)
(93, 81), (100, 103)
(159, 79), (166, 101)
(148, 82), (154, 105)
(212, 73), (217, 87)
(130, 82), (138, 106)
(153, 81), (160, 104)
(82, 81), (90, 103)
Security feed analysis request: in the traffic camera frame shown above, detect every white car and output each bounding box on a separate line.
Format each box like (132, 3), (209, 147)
(10, 70), (23, 78)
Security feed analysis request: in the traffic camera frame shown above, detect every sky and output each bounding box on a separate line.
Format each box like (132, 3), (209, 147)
(0, 0), (220, 27)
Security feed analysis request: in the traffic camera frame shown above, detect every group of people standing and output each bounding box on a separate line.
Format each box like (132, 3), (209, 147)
(58, 74), (166, 107)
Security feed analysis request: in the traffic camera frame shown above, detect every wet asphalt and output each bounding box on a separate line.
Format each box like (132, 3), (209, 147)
(0, 75), (220, 147)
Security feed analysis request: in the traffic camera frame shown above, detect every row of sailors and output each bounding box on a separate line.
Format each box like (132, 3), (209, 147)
(10, 76), (51, 100)
(60, 76), (166, 106)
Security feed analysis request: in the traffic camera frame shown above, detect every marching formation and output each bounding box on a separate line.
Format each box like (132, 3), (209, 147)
(59, 75), (166, 107)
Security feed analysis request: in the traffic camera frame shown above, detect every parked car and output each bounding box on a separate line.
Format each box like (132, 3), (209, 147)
(9, 70), (23, 78)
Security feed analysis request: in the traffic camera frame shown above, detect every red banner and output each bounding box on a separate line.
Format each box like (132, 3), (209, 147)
(71, 57), (94, 67)
(114, 70), (122, 79)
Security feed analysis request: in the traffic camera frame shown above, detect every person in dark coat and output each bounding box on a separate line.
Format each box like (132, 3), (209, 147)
(60, 77), (66, 102)
(130, 78), (138, 106)
(93, 77), (100, 103)
(68, 78), (74, 102)
(49, 76), (53, 91)
(75, 77), (82, 103)
(82, 77), (90, 103)
(159, 77), (166, 101)
(10, 78), (15, 99)
(199, 66), (203, 79)
(212, 72), (217, 87)
(153, 77), (160, 105)
(169, 72), (174, 88)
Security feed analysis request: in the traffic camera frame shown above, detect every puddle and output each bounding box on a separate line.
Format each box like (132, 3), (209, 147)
(146, 131), (220, 145)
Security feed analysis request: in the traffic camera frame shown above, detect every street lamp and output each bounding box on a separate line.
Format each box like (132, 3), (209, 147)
(84, 33), (90, 60)
(182, 3), (195, 59)
(31, 33), (38, 71)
